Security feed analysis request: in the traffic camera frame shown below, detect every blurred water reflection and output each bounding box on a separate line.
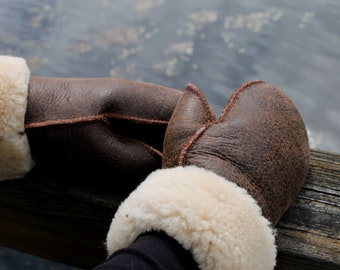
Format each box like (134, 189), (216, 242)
(0, 0), (339, 269)
(1, 0), (339, 152)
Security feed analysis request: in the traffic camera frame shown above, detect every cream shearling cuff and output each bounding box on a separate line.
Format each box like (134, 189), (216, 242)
(106, 166), (277, 270)
(0, 55), (34, 181)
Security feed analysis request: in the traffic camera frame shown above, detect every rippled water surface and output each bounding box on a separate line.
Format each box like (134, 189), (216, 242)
(0, 0), (339, 269)
(1, 0), (339, 152)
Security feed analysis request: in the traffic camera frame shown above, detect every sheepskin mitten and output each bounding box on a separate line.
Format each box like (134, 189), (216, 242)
(106, 80), (309, 269)
(0, 55), (182, 184)
(24, 76), (181, 185)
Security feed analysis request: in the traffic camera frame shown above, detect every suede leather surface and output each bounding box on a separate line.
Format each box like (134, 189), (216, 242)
(25, 77), (181, 187)
(163, 81), (310, 225)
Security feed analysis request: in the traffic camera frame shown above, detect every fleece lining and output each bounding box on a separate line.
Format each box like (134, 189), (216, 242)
(0, 55), (34, 180)
(106, 166), (277, 270)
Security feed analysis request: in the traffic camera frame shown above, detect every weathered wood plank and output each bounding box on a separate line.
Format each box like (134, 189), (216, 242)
(0, 149), (339, 269)
(276, 149), (340, 269)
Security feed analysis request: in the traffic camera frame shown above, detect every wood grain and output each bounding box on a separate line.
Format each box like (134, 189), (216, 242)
(0, 149), (339, 269)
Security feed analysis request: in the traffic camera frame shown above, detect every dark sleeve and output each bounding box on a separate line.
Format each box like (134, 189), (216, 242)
(93, 231), (199, 270)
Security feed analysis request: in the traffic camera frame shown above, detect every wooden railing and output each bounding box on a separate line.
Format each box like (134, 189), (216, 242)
(0, 149), (339, 269)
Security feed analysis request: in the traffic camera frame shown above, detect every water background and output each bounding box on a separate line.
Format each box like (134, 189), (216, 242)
(0, 0), (339, 269)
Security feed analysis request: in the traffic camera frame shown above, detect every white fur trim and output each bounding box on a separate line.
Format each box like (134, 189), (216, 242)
(106, 166), (276, 270)
(0, 55), (34, 181)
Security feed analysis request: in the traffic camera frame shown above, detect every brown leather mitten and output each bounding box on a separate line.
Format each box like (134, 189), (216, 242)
(0, 55), (181, 185)
(163, 80), (310, 225)
(105, 80), (309, 269)
(24, 76), (181, 185)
